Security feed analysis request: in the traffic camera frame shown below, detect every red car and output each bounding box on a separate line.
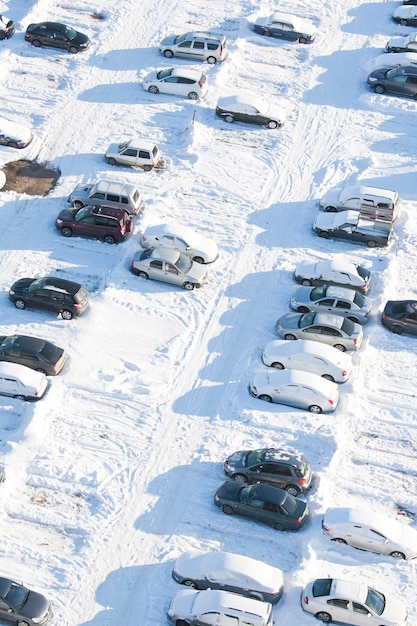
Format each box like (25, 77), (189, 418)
(55, 205), (132, 244)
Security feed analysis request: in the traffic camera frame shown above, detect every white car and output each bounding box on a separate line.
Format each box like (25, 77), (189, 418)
(386, 32), (417, 53)
(0, 116), (33, 149)
(262, 340), (352, 383)
(0, 362), (48, 400)
(249, 369), (339, 413)
(168, 589), (273, 626)
(393, 5), (417, 25)
(301, 578), (407, 626)
(105, 139), (164, 170)
(294, 259), (371, 294)
(142, 67), (208, 99)
(140, 223), (218, 264)
(319, 184), (398, 217)
(322, 507), (417, 559)
(172, 550), (284, 604)
(215, 94), (286, 129)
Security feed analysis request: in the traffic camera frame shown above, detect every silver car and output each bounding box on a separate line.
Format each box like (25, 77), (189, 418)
(294, 259), (371, 294)
(130, 247), (208, 290)
(290, 285), (372, 324)
(276, 312), (363, 351)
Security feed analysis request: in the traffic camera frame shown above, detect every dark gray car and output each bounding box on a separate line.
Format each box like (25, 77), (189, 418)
(368, 65), (417, 98)
(382, 300), (417, 335)
(0, 335), (66, 375)
(0, 577), (52, 625)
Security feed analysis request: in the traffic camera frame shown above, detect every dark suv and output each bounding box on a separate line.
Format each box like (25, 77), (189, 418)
(223, 448), (312, 496)
(368, 66), (417, 99)
(25, 22), (90, 53)
(55, 205), (132, 244)
(9, 277), (89, 320)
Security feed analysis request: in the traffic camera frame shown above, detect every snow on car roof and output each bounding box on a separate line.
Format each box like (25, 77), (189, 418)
(253, 368), (337, 392)
(324, 507), (403, 540)
(338, 185), (398, 203)
(217, 94), (268, 113)
(193, 589), (271, 617)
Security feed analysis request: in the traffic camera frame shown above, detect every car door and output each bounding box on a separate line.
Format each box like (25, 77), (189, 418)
(0, 374), (19, 397)
(27, 288), (55, 312)
(388, 74), (410, 95)
(317, 297), (337, 312)
(271, 21), (293, 41)
(189, 41), (206, 61)
(326, 599), (353, 624)
(256, 500), (282, 525)
(251, 463), (289, 487)
(72, 214), (97, 238)
(52, 28), (69, 50)
(403, 75), (417, 96)
(274, 383), (303, 408)
(351, 601), (378, 625)
(163, 261), (183, 286)
(118, 147), (138, 166)
(342, 196), (361, 210)
(148, 259), (164, 281)
(240, 494), (264, 522)
(175, 39), (192, 58)
(400, 311), (417, 334)
(161, 76), (181, 95)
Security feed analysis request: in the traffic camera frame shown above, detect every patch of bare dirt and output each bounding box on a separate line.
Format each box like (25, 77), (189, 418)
(1, 160), (61, 196)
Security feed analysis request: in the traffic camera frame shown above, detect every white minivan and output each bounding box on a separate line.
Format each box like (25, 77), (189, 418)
(0, 362), (48, 400)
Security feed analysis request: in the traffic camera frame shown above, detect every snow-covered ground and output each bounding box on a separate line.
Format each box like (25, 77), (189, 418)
(1, 0), (417, 624)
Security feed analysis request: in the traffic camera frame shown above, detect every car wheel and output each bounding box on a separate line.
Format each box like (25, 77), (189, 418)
(367, 240), (377, 248)
(183, 282), (195, 291)
(207, 56), (217, 64)
(176, 621), (190, 626)
(73, 201), (84, 209)
(137, 271), (149, 280)
(222, 505), (234, 515)
(107, 157), (117, 166)
(309, 405), (322, 414)
(163, 49), (174, 58)
(143, 164), (152, 172)
(14, 299), (26, 310)
(285, 485), (301, 496)
(148, 85), (159, 94)
(324, 206), (337, 212)
(104, 235), (116, 244)
(17, 620), (30, 626)
(35, 369), (47, 376)
(232, 473), (246, 483)
(188, 91), (199, 100)
(332, 538), (347, 544)
(391, 324), (403, 334)
(68, 46), (78, 54)
(182, 580), (197, 588)
(271, 362), (285, 369)
(333, 343), (346, 352)
(284, 334), (297, 341)
(400, 19), (408, 25)
(301, 279), (312, 286)
(61, 227), (72, 237)
(347, 317), (359, 324)
(318, 230), (329, 238)
(297, 306), (310, 313)
(299, 36), (308, 44)
(14, 395), (26, 401)
(322, 374), (335, 382)
(258, 394), (272, 402)
(31, 39), (41, 47)
(273, 522), (284, 531)
(390, 551), (406, 559)
(7, 141), (18, 148)
(61, 309), (73, 320)
(315, 612), (332, 623)
(224, 114), (234, 123)
(374, 84), (385, 94)
(192, 256), (204, 264)
(267, 120), (278, 129)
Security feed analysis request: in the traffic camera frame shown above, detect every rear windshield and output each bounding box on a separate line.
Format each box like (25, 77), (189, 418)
(353, 291), (365, 307)
(295, 458), (309, 478)
(280, 492), (297, 515)
(312, 579), (332, 598)
(341, 318), (355, 335)
(75, 287), (88, 303)
(356, 265), (370, 281)
(40, 342), (58, 360)
(199, 74), (207, 85)
(365, 587), (385, 616)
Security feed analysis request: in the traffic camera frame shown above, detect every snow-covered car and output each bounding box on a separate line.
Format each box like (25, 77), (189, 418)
(105, 139), (164, 170)
(0, 116), (33, 149)
(368, 51), (417, 71)
(140, 223), (218, 264)
(253, 12), (316, 43)
(0, 15), (15, 40)
(294, 259), (371, 293)
(301, 578), (407, 625)
(313, 210), (392, 248)
(386, 32), (417, 53)
(172, 550), (284, 604)
(319, 184), (399, 216)
(215, 94), (286, 129)
(142, 67), (208, 99)
(249, 369), (339, 413)
(159, 31), (227, 64)
(290, 284), (371, 323)
(393, 5), (417, 26)
(130, 247), (208, 290)
(368, 65), (417, 99)
(0, 362), (48, 401)
(262, 339), (352, 383)
(276, 311), (363, 351)
(168, 589), (273, 626)
(322, 507), (417, 559)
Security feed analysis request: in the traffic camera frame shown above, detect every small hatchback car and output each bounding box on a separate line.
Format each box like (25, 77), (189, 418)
(56, 205), (132, 244)
(142, 67), (208, 99)
(131, 247), (208, 290)
(0, 576), (52, 625)
(0, 117), (32, 149)
(105, 139), (164, 170)
(9, 276), (89, 319)
(381, 300), (417, 335)
(368, 65), (417, 98)
(159, 31), (227, 64)
(25, 22), (90, 53)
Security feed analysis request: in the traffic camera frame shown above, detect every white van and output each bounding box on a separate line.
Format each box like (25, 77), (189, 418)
(68, 179), (144, 216)
(0, 362), (48, 400)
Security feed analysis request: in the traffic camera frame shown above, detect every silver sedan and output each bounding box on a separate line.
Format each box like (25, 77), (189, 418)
(290, 285), (372, 324)
(131, 247), (208, 290)
(276, 312), (363, 351)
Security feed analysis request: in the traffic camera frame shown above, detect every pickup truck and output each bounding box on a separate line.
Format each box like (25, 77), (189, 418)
(313, 209), (392, 248)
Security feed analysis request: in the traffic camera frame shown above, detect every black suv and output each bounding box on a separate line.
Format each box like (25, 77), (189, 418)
(9, 277), (89, 320)
(223, 448), (312, 495)
(25, 22), (90, 53)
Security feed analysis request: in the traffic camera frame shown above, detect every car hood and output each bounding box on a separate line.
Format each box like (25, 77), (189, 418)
(142, 71), (158, 84)
(215, 480), (241, 502)
(380, 595), (407, 624)
(320, 187), (342, 207)
(387, 35), (408, 47)
(10, 278), (35, 293)
(71, 31), (89, 46)
(160, 34), (177, 46)
(314, 212), (345, 229)
(224, 450), (247, 472)
(368, 68), (389, 80)
(105, 143), (121, 157)
(57, 208), (78, 221)
(294, 260), (315, 278)
(184, 262), (208, 282)
(169, 589), (198, 618)
(276, 313), (302, 331)
(70, 182), (94, 197)
(20, 590), (51, 622)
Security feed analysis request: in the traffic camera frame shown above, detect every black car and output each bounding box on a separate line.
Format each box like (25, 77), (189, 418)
(0, 335), (66, 376)
(253, 12), (316, 43)
(9, 276), (89, 320)
(214, 481), (308, 531)
(0, 577), (52, 626)
(223, 448), (312, 496)
(404, 0), (417, 5)
(216, 95), (285, 129)
(0, 15), (15, 40)
(381, 300), (417, 335)
(25, 22), (90, 53)
(368, 66), (417, 99)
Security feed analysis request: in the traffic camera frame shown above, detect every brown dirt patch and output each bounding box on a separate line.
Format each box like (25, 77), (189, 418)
(1, 160), (61, 196)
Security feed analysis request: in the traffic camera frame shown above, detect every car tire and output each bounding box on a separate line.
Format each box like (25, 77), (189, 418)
(258, 394), (272, 402)
(7, 141), (18, 148)
(301, 279), (312, 286)
(271, 362), (284, 369)
(137, 271), (149, 280)
(285, 485), (301, 496)
(31, 39), (42, 47)
(176, 621), (190, 626)
(374, 84), (385, 94)
(347, 317), (360, 324)
(73, 201), (84, 209)
(104, 235), (116, 244)
(390, 551), (406, 559)
(163, 50), (174, 58)
(224, 114), (234, 123)
(232, 473), (246, 483)
(61, 227), (72, 237)
(143, 164), (152, 172)
(299, 37), (308, 44)
(192, 256), (204, 264)
(400, 19), (408, 25)
(322, 374), (335, 382)
(68, 46), (78, 54)
(318, 230), (329, 238)
(283, 334), (297, 341)
(391, 324), (403, 334)
(183, 282), (195, 290)
(267, 120), (278, 129)
(315, 612), (332, 623)
(309, 405), (322, 414)
(367, 240), (378, 248)
(273, 522), (285, 531)
(61, 310), (74, 320)
(148, 85), (159, 94)
(222, 505), (234, 515)
(324, 206), (337, 212)
(332, 538), (347, 544)
(14, 299), (26, 310)
(333, 344), (346, 352)
(17, 620), (30, 626)
(207, 56), (217, 64)
(107, 157), (117, 165)
(182, 580), (197, 588)
(188, 92), (199, 100)
(297, 306), (310, 313)
(14, 395), (26, 401)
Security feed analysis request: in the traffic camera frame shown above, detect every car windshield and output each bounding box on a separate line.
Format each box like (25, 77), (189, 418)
(280, 492), (297, 515)
(386, 67), (403, 79)
(75, 207), (90, 222)
(310, 285), (327, 301)
(312, 579), (332, 598)
(40, 342), (57, 360)
(353, 292), (365, 307)
(4, 581), (29, 611)
(356, 265), (370, 281)
(118, 141), (129, 152)
(28, 278), (46, 292)
(246, 449), (267, 466)
(341, 317), (354, 335)
(174, 254), (192, 273)
(299, 312), (316, 328)
(65, 26), (77, 39)
(174, 33), (187, 44)
(239, 485), (255, 502)
(365, 587), (385, 616)
(157, 68), (173, 80)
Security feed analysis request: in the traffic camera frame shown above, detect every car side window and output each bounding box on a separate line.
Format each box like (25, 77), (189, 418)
(164, 76), (179, 83)
(207, 43), (219, 50)
(107, 194), (120, 203)
(95, 216), (110, 227)
(91, 192), (105, 200)
(138, 151), (150, 159)
(246, 498), (263, 509)
(123, 149), (137, 157)
(262, 501), (278, 512)
(336, 300), (351, 309)
(178, 77), (195, 84)
(165, 264), (178, 274)
(193, 41), (204, 49)
(80, 216), (95, 225)
(178, 41), (192, 48)
(274, 464), (292, 476)
(198, 612), (220, 626)
(150, 260), (163, 270)
(406, 76), (417, 84)
(319, 299), (335, 306)
(328, 599), (349, 609)
(352, 602), (371, 615)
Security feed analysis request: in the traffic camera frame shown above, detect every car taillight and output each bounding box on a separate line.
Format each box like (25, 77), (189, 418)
(304, 596), (309, 605)
(298, 477), (306, 485)
(199, 81), (203, 88)
(365, 311), (369, 317)
(295, 517), (302, 526)
(353, 338), (357, 344)
(328, 399), (334, 405)
(73, 303), (80, 309)
(322, 523), (329, 531)
(142, 235), (147, 241)
(35, 390), (39, 396)
(341, 370), (347, 376)
(382, 313), (386, 321)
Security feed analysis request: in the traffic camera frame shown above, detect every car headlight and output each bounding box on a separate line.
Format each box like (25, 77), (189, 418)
(9, 289), (15, 295)
(56, 219), (63, 225)
(368, 77), (377, 82)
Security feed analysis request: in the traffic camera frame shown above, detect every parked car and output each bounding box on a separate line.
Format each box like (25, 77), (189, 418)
(140, 223), (218, 263)
(215, 94), (286, 128)
(214, 481), (308, 530)
(381, 300), (417, 335)
(290, 284), (371, 324)
(168, 589), (273, 626)
(131, 248), (208, 290)
(322, 507), (417, 560)
(368, 65), (417, 98)
(301, 578), (407, 626)
(404, 0), (417, 5)
(0, 15), (15, 40)
(393, 5), (417, 25)
(253, 12), (316, 43)
(294, 259), (371, 294)
(369, 51), (417, 70)
(172, 550), (284, 604)
(142, 68), (208, 99)
(0, 335), (66, 376)
(276, 311), (363, 351)
(105, 139), (165, 170)
(223, 447), (312, 495)
(262, 340), (352, 382)
(68, 179), (143, 216)
(25, 22), (90, 53)
(319, 184), (398, 216)
(159, 31), (227, 64)
(0, 576), (52, 624)
(0, 362), (48, 401)
(313, 210), (392, 248)
(249, 369), (339, 413)
(0, 116), (33, 149)
(9, 276), (89, 320)
(55, 205), (132, 244)
(386, 32), (417, 53)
